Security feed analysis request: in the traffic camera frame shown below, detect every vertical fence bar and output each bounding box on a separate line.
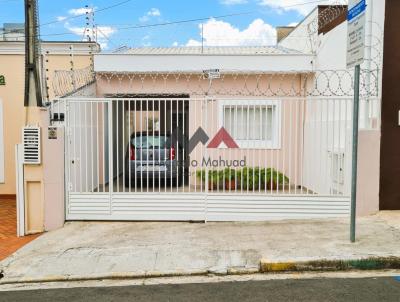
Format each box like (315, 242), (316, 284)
(104, 102), (107, 192)
(96, 102), (100, 192)
(288, 101), (292, 194)
(122, 100), (125, 192)
(333, 98), (337, 196)
(141, 100), (144, 193)
(73, 102), (77, 192)
(90, 102), (94, 192)
(319, 99), (324, 195)
(164, 99), (167, 193)
(176, 99), (179, 193)
(152, 99), (155, 193)
(158, 99), (161, 194)
(294, 99), (298, 194)
(79, 103), (83, 193)
(131, 99), (134, 193)
(84, 103), (88, 193)
(278, 100), (282, 193)
(235, 104), (238, 194)
(344, 98), (349, 196)
(108, 100), (113, 212)
(338, 98), (343, 195)
(116, 100), (119, 193)
(170, 100), (173, 193)
(325, 99), (330, 195)
(299, 99), (304, 194)
(251, 105), (255, 193)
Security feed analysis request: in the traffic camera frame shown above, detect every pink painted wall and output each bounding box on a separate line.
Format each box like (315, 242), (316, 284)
(186, 99), (305, 189)
(95, 73), (306, 190)
(356, 130), (380, 216)
(42, 111), (65, 231)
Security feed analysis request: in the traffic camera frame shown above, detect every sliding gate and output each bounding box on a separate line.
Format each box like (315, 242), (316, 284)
(58, 97), (351, 221)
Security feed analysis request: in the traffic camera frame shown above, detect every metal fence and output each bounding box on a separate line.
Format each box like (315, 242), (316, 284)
(51, 96), (353, 221)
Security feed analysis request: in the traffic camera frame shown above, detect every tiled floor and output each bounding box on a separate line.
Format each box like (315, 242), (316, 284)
(0, 198), (41, 261)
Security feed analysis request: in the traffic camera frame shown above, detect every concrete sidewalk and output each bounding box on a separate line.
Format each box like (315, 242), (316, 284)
(0, 212), (399, 285)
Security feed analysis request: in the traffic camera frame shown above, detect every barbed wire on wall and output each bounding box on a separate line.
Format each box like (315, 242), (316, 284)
(52, 69), (379, 99)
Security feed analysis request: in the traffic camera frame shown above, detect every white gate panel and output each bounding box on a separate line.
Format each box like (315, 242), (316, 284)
(68, 194), (111, 218)
(54, 97), (351, 222)
(111, 194), (205, 221)
(206, 195), (349, 221)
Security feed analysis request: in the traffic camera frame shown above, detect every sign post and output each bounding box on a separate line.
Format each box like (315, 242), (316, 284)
(347, 0), (366, 243)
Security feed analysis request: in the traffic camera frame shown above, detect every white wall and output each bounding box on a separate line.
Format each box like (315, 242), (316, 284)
(278, 9), (318, 54)
(286, 1), (386, 197)
(302, 99), (352, 196)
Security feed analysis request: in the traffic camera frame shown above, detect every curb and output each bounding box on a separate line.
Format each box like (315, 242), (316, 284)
(1, 257), (400, 286)
(260, 257), (400, 273)
(0, 267), (260, 286)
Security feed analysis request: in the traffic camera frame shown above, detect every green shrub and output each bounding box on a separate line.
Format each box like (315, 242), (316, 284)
(196, 167), (289, 190)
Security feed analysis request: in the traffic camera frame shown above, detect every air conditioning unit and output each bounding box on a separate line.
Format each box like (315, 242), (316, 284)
(22, 126), (41, 165)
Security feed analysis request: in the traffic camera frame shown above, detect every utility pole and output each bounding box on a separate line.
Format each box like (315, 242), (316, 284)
(24, 0), (43, 107)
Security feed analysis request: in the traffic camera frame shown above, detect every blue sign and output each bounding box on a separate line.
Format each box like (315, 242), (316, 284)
(348, 0), (366, 21)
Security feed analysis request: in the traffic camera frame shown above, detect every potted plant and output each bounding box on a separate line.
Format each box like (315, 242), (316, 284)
(196, 169), (219, 190)
(220, 168), (237, 190)
(239, 167), (259, 190)
(261, 168), (289, 190)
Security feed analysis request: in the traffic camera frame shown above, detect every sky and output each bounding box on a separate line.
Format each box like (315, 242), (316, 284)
(0, 0), (346, 50)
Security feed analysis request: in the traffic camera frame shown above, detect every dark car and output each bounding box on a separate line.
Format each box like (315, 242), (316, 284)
(125, 132), (185, 186)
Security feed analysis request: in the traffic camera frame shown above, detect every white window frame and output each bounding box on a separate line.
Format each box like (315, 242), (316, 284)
(218, 100), (282, 149)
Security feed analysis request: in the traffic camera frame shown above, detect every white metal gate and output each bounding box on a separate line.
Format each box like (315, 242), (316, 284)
(55, 97), (352, 221)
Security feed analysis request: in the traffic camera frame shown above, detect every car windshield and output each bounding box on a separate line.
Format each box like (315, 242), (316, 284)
(132, 135), (169, 149)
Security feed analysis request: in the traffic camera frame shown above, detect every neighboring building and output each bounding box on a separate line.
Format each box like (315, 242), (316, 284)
(0, 23), (24, 41)
(0, 41), (99, 199)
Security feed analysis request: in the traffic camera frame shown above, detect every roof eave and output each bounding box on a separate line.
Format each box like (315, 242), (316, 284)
(94, 53), (314, 73)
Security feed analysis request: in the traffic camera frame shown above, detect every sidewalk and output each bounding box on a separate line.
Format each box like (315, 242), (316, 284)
(0, 198), (41, 261)
(0, 212), (399, 285)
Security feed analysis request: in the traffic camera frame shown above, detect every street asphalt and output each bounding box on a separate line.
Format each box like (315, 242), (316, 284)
(0, 277), (399, 302)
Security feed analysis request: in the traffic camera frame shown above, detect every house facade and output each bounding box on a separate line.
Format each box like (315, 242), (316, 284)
(46, 42), (372, 223)
(8, 1), (388, 232)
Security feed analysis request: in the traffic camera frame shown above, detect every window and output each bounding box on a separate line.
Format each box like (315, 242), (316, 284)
(219, 100), (281, 149)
